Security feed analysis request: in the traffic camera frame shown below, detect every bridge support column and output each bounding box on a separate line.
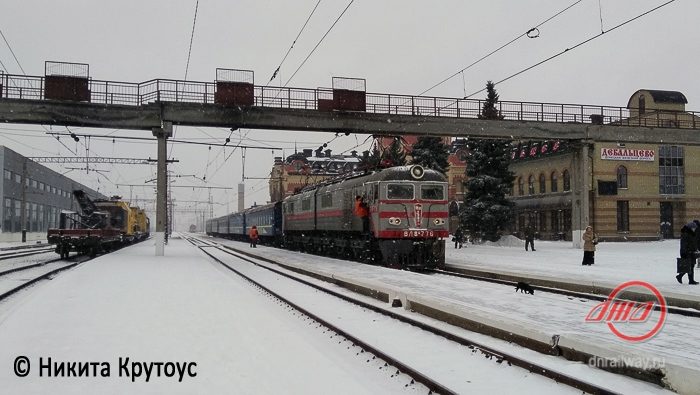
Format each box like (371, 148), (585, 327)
(571, 142), (592, 248)
(153, 122), (172, 256)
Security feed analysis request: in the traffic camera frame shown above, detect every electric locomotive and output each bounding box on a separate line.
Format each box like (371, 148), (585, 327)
(206, 165), (448, 270)
(283, 165), (448, 269)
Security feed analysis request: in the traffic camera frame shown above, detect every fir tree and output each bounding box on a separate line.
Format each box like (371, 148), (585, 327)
(461, 82), (514, 241)
(410, 136), (450, 174)
(383, 137), (407, 168)
(478, 81), (504, 120)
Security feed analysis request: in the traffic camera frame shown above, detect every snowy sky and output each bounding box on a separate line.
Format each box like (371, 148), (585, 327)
(0, 0), (697, 228)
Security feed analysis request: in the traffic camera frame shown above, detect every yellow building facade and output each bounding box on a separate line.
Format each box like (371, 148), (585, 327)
(510, 90), (700, 241)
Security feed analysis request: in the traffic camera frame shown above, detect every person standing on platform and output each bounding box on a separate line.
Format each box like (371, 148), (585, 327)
(582, 226), (598, 265)
(677, 221), (699, 284)
(249, 225), (259, 248)
(524, 225), (536, 251)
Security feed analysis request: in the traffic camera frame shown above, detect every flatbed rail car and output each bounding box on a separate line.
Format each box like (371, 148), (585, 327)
(47, 228), (123, 258)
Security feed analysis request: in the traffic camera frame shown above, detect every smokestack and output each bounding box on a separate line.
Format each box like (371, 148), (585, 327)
(325, 149), (332, 157)
(303, 149), (312, 158)
(238, 183), (244, 212)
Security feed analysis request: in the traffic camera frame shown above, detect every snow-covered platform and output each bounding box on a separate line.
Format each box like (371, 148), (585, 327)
(0, 237), (412, 394)
(445, 237), (700, 309)
(208, 235), (700, 394)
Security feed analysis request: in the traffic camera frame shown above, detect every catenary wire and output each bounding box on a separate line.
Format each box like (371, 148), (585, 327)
(464, 0), (677, 99)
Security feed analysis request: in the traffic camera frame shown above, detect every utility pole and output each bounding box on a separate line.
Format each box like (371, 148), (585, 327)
(20, 158), (27, 242)
(153, 122), (172, 256)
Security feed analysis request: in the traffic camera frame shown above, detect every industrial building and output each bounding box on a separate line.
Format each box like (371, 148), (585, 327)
(0, 146), (104, 242)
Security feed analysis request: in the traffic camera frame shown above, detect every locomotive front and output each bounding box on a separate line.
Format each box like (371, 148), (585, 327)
(373, 165), (448, 269)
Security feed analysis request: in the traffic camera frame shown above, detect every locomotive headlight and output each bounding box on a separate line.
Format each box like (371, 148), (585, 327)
(433, 218), (445, 225)
(389, 217), (402, 225)
(409, 165), (425, 179)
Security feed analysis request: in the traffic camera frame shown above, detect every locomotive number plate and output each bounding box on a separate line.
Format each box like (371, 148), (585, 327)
(403, 230), (434, 238)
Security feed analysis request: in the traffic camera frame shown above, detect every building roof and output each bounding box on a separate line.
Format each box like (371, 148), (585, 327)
(627, 90), (688, 108)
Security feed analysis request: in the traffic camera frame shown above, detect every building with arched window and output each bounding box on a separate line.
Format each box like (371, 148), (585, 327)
(508, 89), (700, 241)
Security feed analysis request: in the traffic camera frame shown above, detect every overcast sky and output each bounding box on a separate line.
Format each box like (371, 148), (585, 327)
(0, 0), (697, 227)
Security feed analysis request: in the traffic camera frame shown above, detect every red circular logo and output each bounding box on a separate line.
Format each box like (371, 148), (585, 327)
(584, 280), (667, 342)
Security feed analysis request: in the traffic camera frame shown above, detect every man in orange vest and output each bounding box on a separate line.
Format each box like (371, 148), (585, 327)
(354, 195), (369, 234)
(249, 225), (259, 248)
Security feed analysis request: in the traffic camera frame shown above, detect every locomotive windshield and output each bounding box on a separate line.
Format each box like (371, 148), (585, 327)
(387, 184), (414, 200)
(421, 184), (445, 200)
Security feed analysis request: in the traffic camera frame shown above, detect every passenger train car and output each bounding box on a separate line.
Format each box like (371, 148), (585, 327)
(206, 165), (448, 269)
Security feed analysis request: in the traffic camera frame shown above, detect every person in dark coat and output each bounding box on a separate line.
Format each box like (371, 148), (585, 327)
(524, 225), (535, 251)
(453, 227), (465, 249)
(677, 221), (699, 284)
(581, 226), (598, 265)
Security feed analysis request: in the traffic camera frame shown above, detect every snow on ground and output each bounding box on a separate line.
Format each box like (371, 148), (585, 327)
(207, 236), (700, 393)
(0, 238), (424, 394)
(446, 237), (700, 301)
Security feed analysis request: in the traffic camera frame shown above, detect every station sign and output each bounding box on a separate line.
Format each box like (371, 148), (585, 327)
(600, 148), (655, 161)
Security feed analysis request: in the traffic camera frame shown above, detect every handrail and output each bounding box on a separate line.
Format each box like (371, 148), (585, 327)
(0, 73), (697, 129)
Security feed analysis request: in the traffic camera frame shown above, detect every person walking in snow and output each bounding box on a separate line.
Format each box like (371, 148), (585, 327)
(453, 227), (465, 249)
(582, 226), (598, 265)
(524, 225), (535, 251)
(249, 225), (259, 248)
(677, 221), (699, 284)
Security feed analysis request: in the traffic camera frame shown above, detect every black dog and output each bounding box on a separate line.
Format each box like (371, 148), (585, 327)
(515, 281), (534, 295)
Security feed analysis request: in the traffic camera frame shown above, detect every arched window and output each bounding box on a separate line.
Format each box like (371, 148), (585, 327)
(518, 177), (524, 195)
(539, 173), (546, 194)
(551, 171), (558, 193)
(563, 169), (571, 191)
(528, 175), (535, 195)
(617, 165), (628, 188)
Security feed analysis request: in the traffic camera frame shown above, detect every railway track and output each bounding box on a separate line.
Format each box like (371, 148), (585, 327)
(0, 246), (56, 261)
(185, 235), (622, 395)
(429, 268), (700, 318)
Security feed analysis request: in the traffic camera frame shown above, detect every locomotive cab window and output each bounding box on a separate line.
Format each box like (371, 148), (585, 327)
(421, 185), (444, 200)
(301, 198), (311, 211)
(387, 184), (414, 200)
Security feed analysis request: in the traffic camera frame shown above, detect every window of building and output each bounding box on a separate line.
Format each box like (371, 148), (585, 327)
(563, 170), (571, 191)
(551, 210), (560, 233)
(4, 170), (11, 180)
(517, 177), (524, 195)
(25, 178), (29, 187)
(659, 145), (685, 194)
(617, 200), (630, 232)
(551, 172), (558, 192)
(539, 173), (546, 194)
(32, 179), (37, 188)
(39, 182), (44, 191)
(528, 175), (535, 195)
(15, 173), (20, 183)
(4, 198), (11, 232)
(539, 211), (547, 232)
(14, 199), (20, 232)
(617, 166), (628, 189)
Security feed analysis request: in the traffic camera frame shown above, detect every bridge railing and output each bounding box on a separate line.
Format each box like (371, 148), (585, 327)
(0, 73), (697, 129)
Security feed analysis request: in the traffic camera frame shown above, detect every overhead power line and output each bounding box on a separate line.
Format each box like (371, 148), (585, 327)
(0, 29), (26, 75)
(46, 132), (283, 150)
(184, 0), (200, 80)
(418, 0), (583, 97)
(284, 0), (355, 87)
(267, 0), (322, 85)
(28, 156), (177, 165)
(464, 0), (678, 99)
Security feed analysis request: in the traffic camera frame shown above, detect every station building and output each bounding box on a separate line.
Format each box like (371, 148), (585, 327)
(509, 90), (700, 241)
(0, 146), (104, 242)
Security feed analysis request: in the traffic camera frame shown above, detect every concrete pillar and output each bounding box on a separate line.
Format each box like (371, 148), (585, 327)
(153, 122), (172, 256)
(238, 183), (244, 212)
(571, 142), (591, 248)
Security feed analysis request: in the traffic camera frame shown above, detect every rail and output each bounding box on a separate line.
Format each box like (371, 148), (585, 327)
(1, 72), (697, 129)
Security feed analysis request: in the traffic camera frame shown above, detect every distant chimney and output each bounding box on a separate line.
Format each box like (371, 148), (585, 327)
(274, 156), (283, 165)
(362, 150), (369, 159)
(315, 149), (323, 157)
(303, 149), (313, 158)
(351, 150), (357, 157)
(325, 149), (332, 157)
